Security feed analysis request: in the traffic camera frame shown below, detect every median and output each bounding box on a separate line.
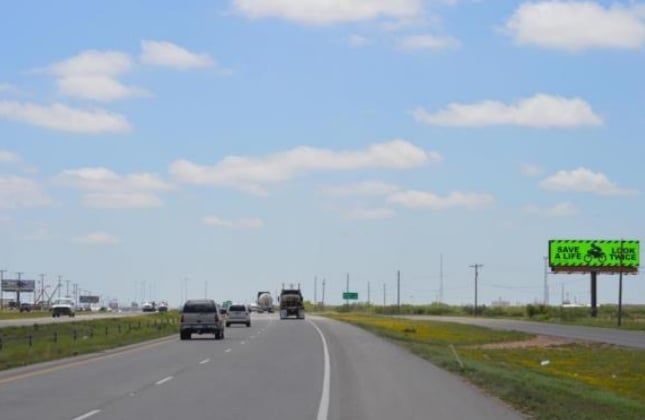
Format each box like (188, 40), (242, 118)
(0, 312), (179, 371)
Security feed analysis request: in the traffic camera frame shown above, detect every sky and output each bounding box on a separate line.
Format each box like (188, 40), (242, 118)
(1, 0), (644, 307)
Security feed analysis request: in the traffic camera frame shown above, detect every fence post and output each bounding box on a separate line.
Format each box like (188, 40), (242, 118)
(29, 335), (33, 347)
(105, 326), (109, 337)
(73, 329), (77, 341)
(53, 331), (58, 343)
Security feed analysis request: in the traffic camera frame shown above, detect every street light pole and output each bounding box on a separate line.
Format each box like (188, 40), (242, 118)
(469, 264), (483, 316)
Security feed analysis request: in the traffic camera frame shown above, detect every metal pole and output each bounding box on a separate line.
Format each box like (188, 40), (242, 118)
(314, 276), (317, 304)
(618, 240), (624, 326)
(470, 264), (483, 316)
(367, 281), (370, 306)
(57, 275), (62, 299)
(397, 270), (400, 313)
(543, 256), (549, 305)
(66, 279), (70, 298)
(321, 278), (326, 308)
(346, 273), (349, 306)
(590, 272), (598, 318)
(39, 274), (45, 304)
(1, 269), (6, 309)
(383, 283), (386, 306)
(16, 272), (23, 307)
(439, 254), (444, 303)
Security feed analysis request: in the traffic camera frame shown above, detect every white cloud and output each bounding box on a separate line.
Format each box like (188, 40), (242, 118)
(524, 202), (577, 217)
(520, 163), (543, 177)
(45, 50), (147, 102)
(540, 167), (639, 196)
(0, 83), (20, 95)
(344, 207), (395, 220)
(0, 150), (20, 164)
(55, 167), (172, 208)
(387, 190), (494, 210)
(413, 94), (603, 127)
(348, 34), (370, 47)
(203, 216), (264, 230)
(320, 181), (400, 196)
(0, 101), (131, 134)
(0, 176), (54, 209)
(233, 0), (422, 25)
(140, 41), (217, 70)
(57, 75), (149, 102)
(399, 34), (460, 50)
(171, 139), (439, 195)
(71, 232), (120, 245)
(505, 2), (645, 51)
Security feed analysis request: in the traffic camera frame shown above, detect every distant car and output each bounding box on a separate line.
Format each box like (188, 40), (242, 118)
(142, 301), (156, 312)
(158, 301), (169, 312)
(180, 299), (225, 340)
(51, 298), (76, 318)
(19, 302), (32, 312)
(226, 304), (251, 327)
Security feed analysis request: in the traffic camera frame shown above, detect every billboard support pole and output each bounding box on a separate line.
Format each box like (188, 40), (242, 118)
(618, 240), (624, 327)
(590, 271), (598, 318)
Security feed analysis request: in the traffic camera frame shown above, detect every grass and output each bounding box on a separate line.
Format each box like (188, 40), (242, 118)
(0, 312), (179, 371)
(0, 310), (103, 320)
(327, 313), (645, 420)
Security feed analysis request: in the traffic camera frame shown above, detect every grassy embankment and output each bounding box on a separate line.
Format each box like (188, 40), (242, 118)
(327, 313), (645, 420)
(0, 312), (178, 371)
(313, 302), (645, 332)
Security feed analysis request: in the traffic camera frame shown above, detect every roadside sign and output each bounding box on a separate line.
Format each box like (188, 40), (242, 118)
(549, 240), (640, 272)
(343, 292), (358, 300)
(1, 279), (36, 292)
(79, 295), (100, 304)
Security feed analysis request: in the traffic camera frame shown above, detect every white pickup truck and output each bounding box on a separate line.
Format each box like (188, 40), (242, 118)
(51, 298), (76, 318)
(180, 299), (225, 340)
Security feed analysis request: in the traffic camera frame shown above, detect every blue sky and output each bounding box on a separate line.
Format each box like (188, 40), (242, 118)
(1, 1), (644, 307)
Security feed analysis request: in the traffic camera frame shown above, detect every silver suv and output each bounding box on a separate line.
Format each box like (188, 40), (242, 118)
(226, 304), (251, 327)
(180, 299), (225, 340)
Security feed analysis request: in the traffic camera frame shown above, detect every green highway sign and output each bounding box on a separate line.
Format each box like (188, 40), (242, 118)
(549, 240), (640, 270)
(343, 292), (359, 300)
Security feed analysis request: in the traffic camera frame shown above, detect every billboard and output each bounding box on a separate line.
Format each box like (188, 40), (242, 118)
(1, 279), (36, 292)
(549, 240), (640, 273)
(79, 295), (100, 304)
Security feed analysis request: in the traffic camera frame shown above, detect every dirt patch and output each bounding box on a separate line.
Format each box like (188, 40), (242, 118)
(477, 335), (578, 349)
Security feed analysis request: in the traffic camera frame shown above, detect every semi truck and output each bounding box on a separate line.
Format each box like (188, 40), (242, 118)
(256, 291), (274, 313)
(279, 287), (305, 320)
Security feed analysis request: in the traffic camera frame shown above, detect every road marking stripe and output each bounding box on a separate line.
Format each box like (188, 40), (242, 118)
(72, 409), (101, 420)
(0, 336), (176, 387)
(309, 320), (330, 420)
(225, 348), (232, 352)
(155, 376), (173, 385)
(199, 358), (210, 365)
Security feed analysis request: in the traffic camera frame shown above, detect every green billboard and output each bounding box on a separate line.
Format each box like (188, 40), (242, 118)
(343, 292), (358, 300)
(549, 240), (640, 270)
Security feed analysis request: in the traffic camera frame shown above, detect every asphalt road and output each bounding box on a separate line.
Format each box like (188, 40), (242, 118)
(0, 311), (153, 328)
(399, 315), (645, 349)
(0, 313), (522, 420)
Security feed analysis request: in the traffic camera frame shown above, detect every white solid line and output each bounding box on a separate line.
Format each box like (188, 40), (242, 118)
(200, 358), (210, 365)
(155, 376), (173, 385)
(225, 348), (232, 352)
(72, 409), (101, 420)
(309, 320), (330, 420)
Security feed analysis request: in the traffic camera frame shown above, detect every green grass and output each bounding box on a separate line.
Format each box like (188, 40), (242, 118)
(327, 313), (645, 420)
(0, 312), (179, 370)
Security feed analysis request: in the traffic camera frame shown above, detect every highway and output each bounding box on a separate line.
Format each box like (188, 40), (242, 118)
(0, 311), (154, 328)
(0, 314), (522, 420)
(399, 316), (645, 349)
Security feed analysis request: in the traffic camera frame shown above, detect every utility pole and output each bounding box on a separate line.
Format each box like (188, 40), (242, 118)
(383, 283), (386, 306)
(543, 256), (549, 305)
(39, 274), (45, 303)
(314, 276), (318, 304)
(397, 270), (401, 313)
(204, 280), (208, 299)
(321, 278), (326, 308)
(367, 281), (371, 306)
(439, 254), (444, 303)
(57, 275), (62, 299)
(0, 269), (5, 309)
(346, 273), (350, 306)
(66, 279), (70, 298)
(16, 271), (24, 306)
(469, 264), (483, 316)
